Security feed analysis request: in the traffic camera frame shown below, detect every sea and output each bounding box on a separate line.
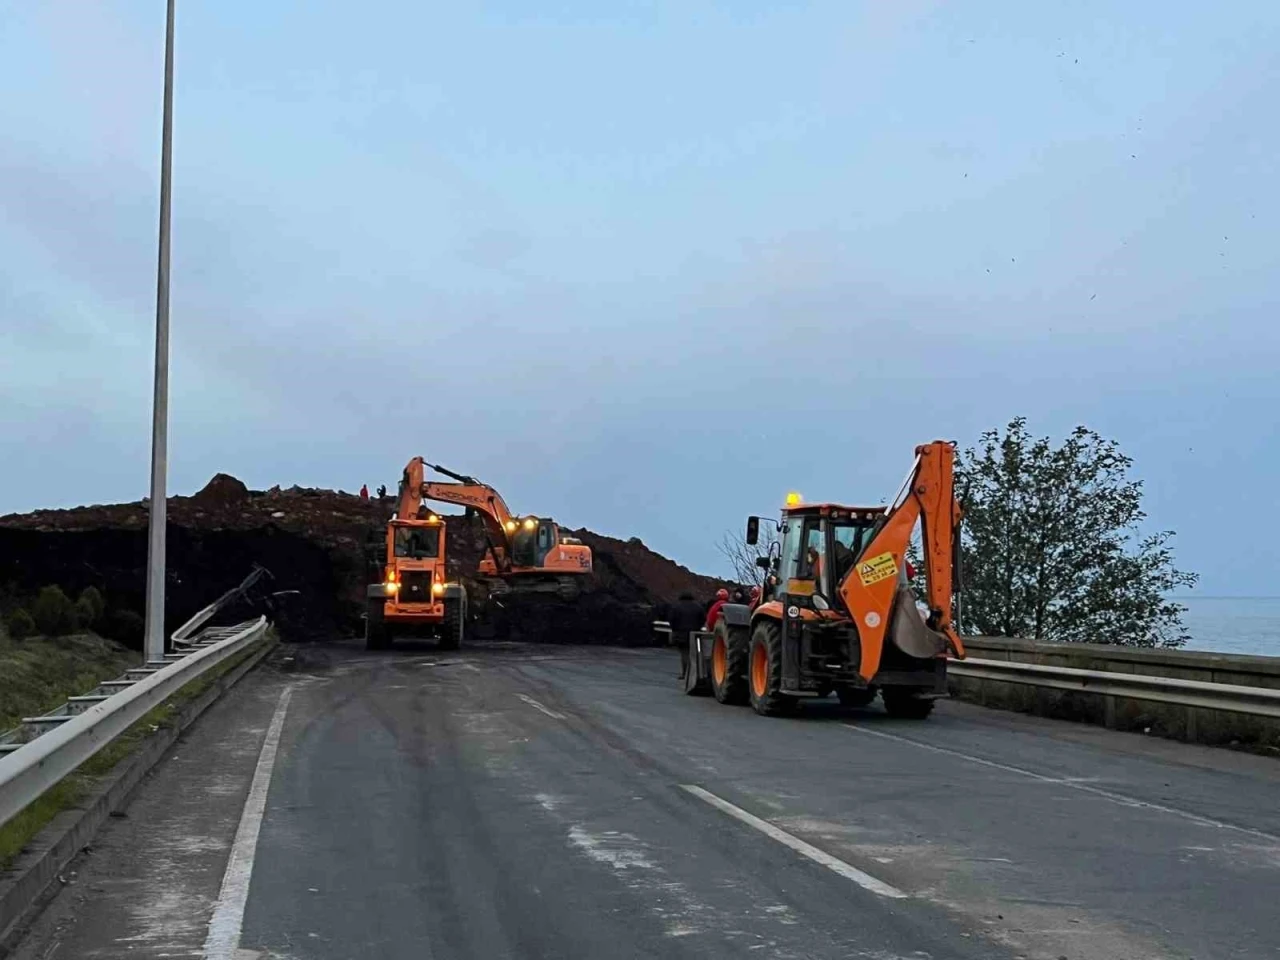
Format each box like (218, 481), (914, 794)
(1176, 597), (1280, 658)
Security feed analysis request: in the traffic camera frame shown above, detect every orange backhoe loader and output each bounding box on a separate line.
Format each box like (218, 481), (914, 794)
(683, 440), (966, 718)
(410, 459), (592, 599)
(364, 460), (468, 651)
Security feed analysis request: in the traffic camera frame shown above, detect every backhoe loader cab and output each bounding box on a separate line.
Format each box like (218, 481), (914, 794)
(365, 513), (467, 651)
(692, 441), (966, 718)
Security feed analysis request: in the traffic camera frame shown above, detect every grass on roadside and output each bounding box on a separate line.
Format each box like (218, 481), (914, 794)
(0, 634), (139, 732)
(0, 629), (276, 870)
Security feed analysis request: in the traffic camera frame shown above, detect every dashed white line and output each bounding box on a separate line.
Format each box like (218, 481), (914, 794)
(680, 785), (907, 899)
(202, 686), (293, 960)
(517, 693), (567, 720)
(841, 723), (1280, 844)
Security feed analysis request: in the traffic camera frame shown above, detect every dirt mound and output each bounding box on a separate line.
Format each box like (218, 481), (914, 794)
(193, 473), (250, 506)
(0, 478), (729, 646)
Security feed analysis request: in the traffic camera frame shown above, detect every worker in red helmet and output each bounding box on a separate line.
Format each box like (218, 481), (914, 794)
(704, 588), (730, 631)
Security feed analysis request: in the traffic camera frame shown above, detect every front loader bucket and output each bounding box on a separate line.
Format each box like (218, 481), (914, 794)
(888, 583), (948, 659)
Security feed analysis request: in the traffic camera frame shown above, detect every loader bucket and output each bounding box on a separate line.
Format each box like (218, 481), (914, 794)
(888, 583), (948, 659)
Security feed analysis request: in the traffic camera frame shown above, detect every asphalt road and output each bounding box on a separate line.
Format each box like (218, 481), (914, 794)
(13, 640), (1280, 959)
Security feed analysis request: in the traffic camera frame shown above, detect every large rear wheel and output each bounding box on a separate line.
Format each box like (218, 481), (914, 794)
(439, 598), (464, 650)
(882, 689), (935, 719)
(365, 599), (389, 651)
(748, 621), (794, 717)
(710, 620), (748, 705)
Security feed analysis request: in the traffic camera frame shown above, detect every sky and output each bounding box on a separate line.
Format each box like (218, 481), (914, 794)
(2, 1), (1277, 594)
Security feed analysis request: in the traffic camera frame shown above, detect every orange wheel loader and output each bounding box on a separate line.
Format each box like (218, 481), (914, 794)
(684, 441), (966, 718)
(365, 460), (469, 651)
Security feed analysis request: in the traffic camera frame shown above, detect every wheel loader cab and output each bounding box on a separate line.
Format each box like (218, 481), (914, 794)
(393, 524), (440, 560)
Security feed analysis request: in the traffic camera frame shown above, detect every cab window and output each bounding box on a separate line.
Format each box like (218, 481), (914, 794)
(394, 526), (440, 559)
(796, 519), (826, 594)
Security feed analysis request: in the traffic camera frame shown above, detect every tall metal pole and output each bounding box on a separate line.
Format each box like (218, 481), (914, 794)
(144, 0), (176, 666)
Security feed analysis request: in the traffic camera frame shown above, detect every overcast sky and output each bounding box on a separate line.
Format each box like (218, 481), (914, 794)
(2, 1), (1276, 594)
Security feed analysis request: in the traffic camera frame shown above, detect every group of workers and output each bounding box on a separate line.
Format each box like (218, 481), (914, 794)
(667, 585), (762, 680)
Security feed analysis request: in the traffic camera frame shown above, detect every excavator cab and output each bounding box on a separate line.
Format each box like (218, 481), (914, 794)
(507, 517), (557, 568)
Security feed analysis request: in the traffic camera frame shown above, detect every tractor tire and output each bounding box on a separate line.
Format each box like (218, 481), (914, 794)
(882, 689), (936, 719)
(439, 598), (464, 650)
(748, 621), (795, 717)
(710, 619), (749, 706)
(365, 599), (389, 651)
(836, 686), (878, 709)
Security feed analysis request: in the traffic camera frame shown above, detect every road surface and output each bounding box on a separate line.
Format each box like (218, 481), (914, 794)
(13, 640), (1280, 959)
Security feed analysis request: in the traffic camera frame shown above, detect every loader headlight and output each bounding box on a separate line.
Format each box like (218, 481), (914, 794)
(432, 582), (445, 596)
(504, 520), (517, 533)
(523, 517), (536, 530)
(385, 582), (399, 595)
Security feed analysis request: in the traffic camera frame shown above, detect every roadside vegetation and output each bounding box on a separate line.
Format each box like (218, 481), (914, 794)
(0, 583), (140, 732)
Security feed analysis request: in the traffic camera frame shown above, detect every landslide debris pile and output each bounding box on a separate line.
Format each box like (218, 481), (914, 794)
(0, 475), (726, 646)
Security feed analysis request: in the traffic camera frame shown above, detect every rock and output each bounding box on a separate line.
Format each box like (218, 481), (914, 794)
(193, 473), (250, 506)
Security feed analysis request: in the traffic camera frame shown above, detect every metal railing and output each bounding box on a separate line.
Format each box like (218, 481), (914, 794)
(949, 657), (1280, 719)
(0, 570), (277, 830)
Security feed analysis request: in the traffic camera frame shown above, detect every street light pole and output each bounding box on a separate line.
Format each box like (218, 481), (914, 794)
(143, 0), (176, 666)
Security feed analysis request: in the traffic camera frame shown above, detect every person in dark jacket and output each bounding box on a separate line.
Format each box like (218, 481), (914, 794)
(670, 591), (705, 679)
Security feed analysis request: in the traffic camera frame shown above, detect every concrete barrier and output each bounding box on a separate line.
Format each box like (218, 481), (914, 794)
(949, 638), (1280, 752)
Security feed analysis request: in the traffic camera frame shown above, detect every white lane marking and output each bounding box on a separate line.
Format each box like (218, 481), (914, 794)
(842, 724), (1280, 844)
(517, 693), (566, 720)
(680, 785), (907, 899)
(203, 686), (293, 960)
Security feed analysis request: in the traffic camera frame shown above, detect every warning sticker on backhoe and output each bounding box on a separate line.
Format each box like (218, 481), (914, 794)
(857, 552), (898, 586)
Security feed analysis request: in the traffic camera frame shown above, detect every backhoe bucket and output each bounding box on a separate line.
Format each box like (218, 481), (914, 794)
(888, 583), (948, 660)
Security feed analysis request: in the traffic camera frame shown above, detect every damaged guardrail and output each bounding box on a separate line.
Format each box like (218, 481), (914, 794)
(0, 568), (278, 830)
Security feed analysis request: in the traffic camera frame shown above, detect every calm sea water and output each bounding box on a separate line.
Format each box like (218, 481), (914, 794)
(1176, 597), (1280, 658)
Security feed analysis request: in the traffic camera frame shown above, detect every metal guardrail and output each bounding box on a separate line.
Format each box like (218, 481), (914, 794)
(0, 567), (279, 830)
(0, 617), (269, 829)
(949, 657), (1280, 719)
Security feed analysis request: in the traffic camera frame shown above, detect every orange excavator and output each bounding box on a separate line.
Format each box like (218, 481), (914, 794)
(408, 458), (592, 599)
(684, 440), (966, 718)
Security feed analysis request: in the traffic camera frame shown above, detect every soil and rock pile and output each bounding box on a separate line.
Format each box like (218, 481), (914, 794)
(0, 474), (729, 647)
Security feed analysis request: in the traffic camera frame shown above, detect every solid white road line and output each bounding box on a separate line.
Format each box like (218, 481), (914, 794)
(842, 723), (1280, 844)
(680, 784), (907, 899)
(203, 686), (294, 960)
(517, 693), (567, 720)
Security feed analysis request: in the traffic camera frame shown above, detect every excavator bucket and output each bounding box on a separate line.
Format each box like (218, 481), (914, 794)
(887, 582), (949, 660)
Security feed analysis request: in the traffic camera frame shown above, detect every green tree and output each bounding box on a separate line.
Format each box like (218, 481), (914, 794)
(78, 586), (106, 624)
(31, 586), (78, 637)
(957, 418), (1196, 647)
(6, 608), (35, 640)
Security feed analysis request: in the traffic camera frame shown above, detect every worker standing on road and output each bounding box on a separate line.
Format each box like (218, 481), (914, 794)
(704, 588), (730, 631)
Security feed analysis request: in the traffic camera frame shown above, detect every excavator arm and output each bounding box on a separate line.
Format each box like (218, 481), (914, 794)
(396, 458), (517, 571)
(836, 441), (965, 681)
(420, 479), (518, 573)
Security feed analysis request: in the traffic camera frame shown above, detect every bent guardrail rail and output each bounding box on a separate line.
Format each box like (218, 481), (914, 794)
(0, 617), (268, 830)
(0, 566), (279, 830)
